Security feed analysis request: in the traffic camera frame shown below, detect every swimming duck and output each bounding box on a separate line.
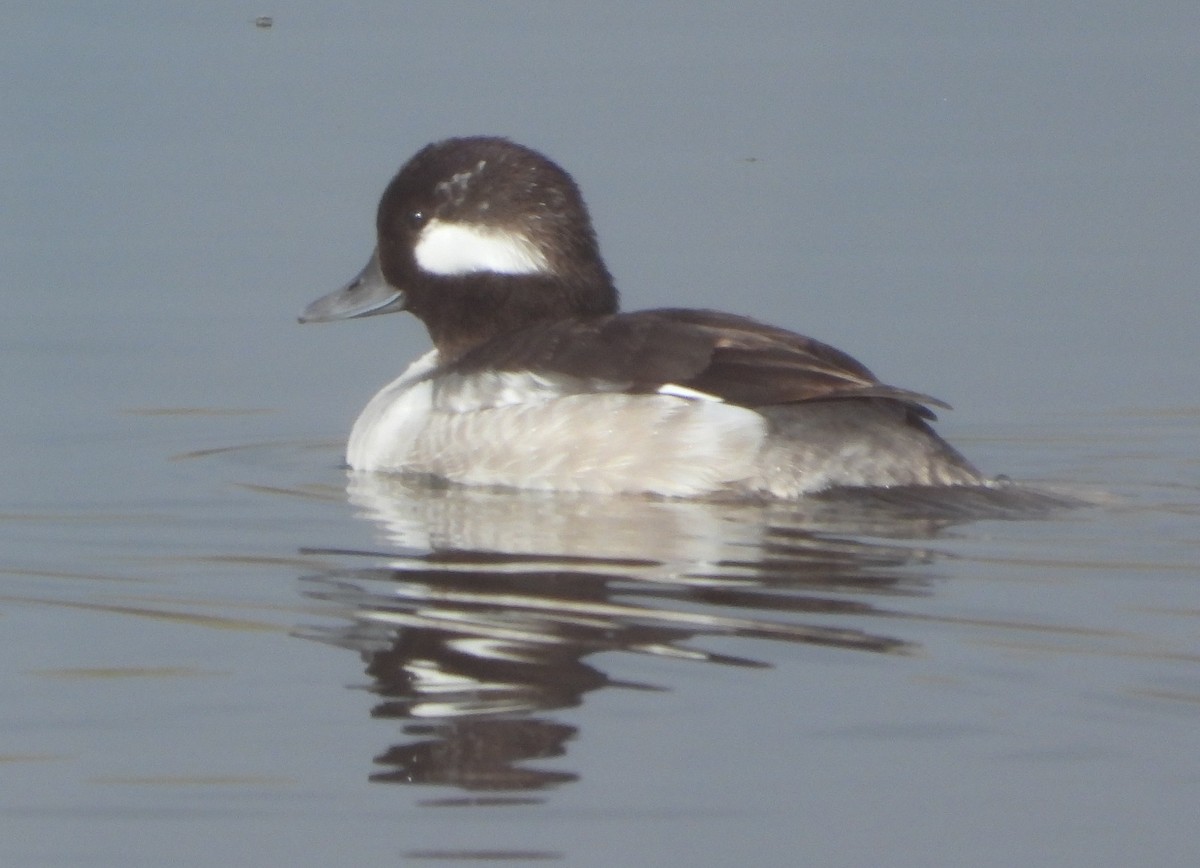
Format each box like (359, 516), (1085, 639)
(301, 136), (984, 498)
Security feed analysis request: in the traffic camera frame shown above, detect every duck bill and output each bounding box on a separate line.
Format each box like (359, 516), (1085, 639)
(299, 248), (407, 323)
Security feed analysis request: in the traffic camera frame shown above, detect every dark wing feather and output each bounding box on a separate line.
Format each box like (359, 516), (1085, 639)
(450, 308), (949, 418)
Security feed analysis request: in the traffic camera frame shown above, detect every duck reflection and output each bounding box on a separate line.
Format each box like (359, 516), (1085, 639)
(299, 474), (1066, 792)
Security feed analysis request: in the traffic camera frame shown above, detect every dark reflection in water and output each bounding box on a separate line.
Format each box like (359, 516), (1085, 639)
(298, 474), (1074, 794)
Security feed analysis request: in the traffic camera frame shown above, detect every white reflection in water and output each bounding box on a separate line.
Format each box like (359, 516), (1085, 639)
(297, 472), (1076, 792)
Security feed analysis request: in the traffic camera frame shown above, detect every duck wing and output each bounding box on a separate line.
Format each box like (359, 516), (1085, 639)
(450, 308), (949, 419)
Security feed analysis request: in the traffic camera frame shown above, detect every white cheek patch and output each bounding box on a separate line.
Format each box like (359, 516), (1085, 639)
(414, 218), (552, 277)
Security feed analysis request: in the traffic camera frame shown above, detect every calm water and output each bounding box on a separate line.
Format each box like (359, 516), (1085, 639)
(4, 4), (1199, 866)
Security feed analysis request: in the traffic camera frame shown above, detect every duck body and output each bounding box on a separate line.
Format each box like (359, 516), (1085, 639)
(302, 137), (985, 498)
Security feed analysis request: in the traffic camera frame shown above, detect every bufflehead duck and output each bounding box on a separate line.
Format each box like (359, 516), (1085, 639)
(301, 136), (985, 498)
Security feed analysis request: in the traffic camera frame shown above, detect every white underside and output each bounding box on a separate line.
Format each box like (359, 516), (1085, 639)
(346, 352), (984, 498)
(347, 351), (768, 497)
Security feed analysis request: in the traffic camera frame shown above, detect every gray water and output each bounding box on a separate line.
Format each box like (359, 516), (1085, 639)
(4, 4), (1199, 866)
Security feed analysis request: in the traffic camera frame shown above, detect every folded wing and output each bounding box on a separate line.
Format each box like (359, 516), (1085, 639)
(450, 308), (949, 419)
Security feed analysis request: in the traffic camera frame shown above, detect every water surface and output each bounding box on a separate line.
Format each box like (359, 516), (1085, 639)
(3, 3), (1199, 866)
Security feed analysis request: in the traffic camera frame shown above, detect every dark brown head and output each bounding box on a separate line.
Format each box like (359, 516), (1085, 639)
(301, 137), (619, 358)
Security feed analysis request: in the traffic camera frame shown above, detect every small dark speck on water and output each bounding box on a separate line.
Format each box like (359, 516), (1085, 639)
(254, 16), (273, 29)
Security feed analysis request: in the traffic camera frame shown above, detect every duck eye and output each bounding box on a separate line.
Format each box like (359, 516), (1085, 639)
(408, 209), (427, 228)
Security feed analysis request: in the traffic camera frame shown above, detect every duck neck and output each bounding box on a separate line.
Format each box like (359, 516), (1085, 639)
(410, 272), (619, 361)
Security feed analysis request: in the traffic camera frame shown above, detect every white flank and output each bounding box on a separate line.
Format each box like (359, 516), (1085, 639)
(410, 394), (767, 497)
(414, 218), (551, 276)
(346, 366), (768, 496)
(434, 370), (581, 413)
